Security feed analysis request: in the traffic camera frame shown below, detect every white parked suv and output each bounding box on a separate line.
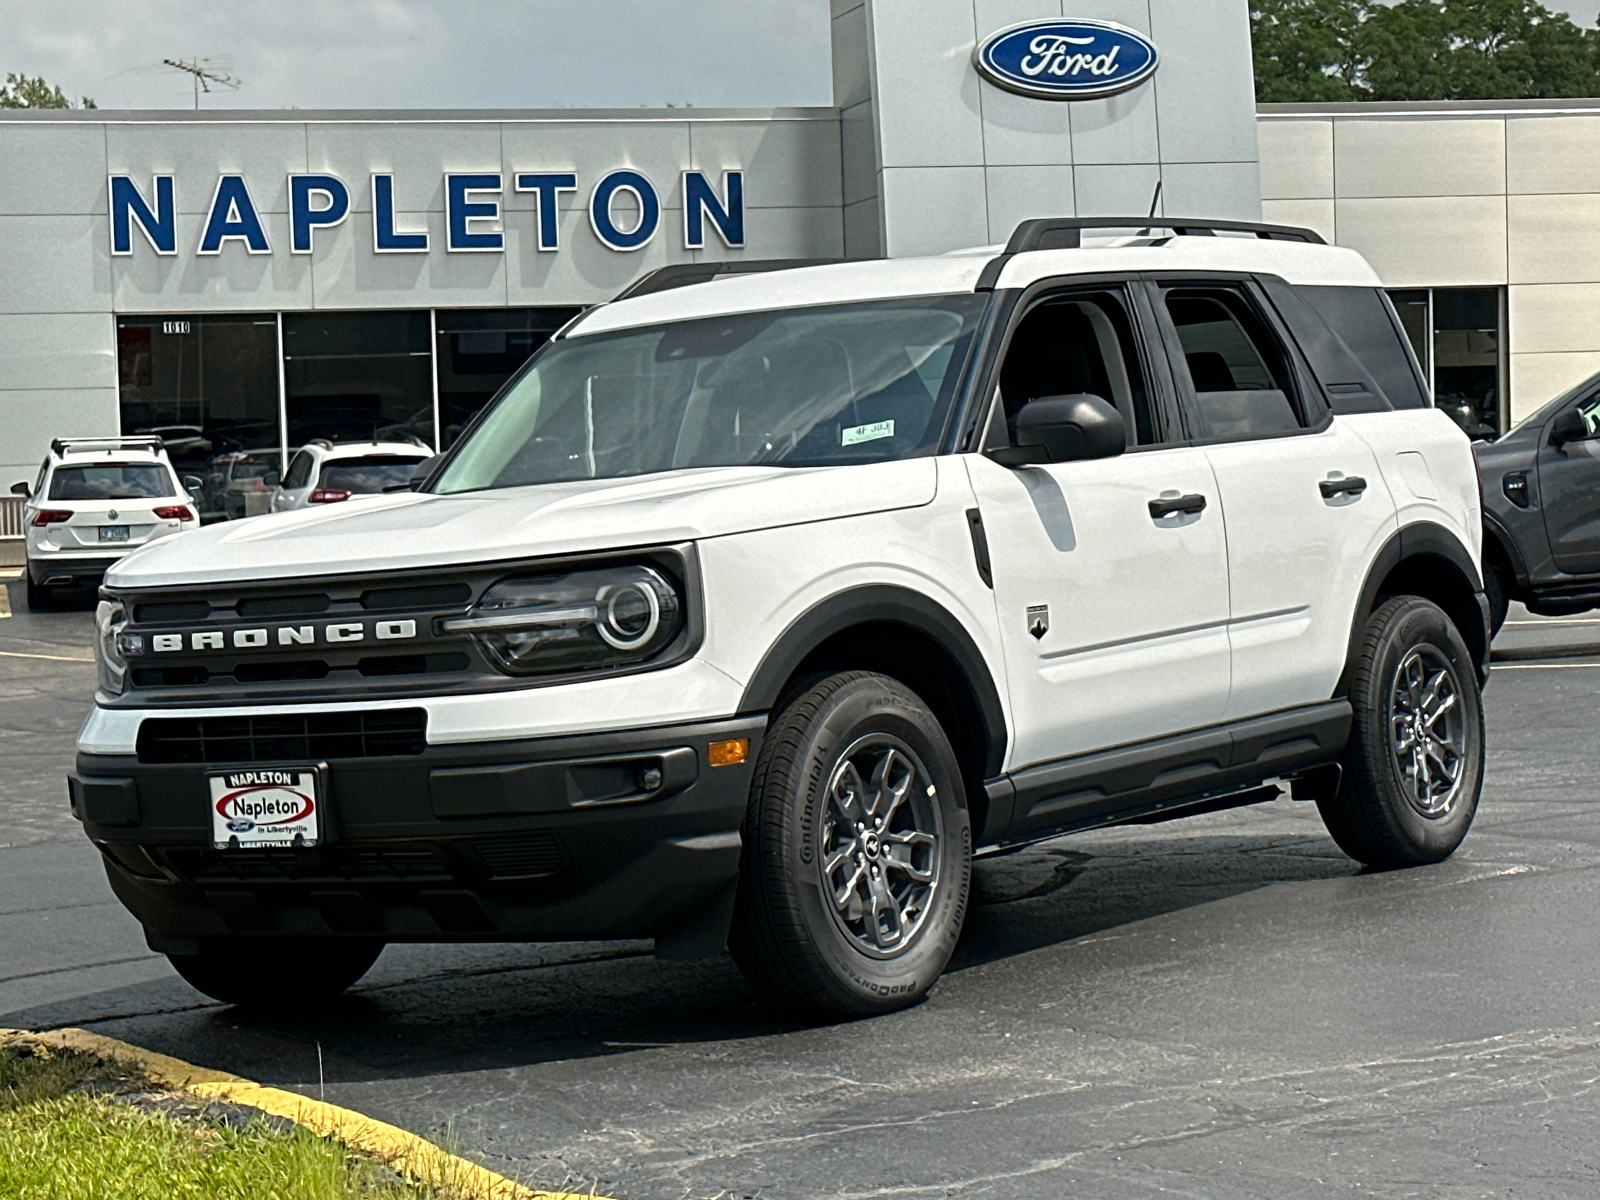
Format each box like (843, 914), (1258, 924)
(71, 219), (1488, 1015)
(12, 437), (200, 609)
(269, 438), (435, 514)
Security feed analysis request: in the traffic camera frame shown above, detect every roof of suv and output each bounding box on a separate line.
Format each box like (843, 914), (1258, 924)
(573, 223), (1382, 339)
(305, 440), (434, 461)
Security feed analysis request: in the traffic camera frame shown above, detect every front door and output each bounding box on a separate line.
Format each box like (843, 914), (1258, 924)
(1538, 390), (1600, 577)
(967, 283), (1233, 777)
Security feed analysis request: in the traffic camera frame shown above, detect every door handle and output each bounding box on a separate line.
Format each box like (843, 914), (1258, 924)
(1319, 475), (1368, 499)
(1148, 493), (1207, 519)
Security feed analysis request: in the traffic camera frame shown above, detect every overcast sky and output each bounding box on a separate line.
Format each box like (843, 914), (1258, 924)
(0, 0), (834, 110)
(5, 1), (1598, 113)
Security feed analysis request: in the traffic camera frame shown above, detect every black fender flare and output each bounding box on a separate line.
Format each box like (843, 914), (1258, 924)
(738, 584), (1010, 779)
(1344, 522), (1489, 687)
(1480, 509), (1530, 590)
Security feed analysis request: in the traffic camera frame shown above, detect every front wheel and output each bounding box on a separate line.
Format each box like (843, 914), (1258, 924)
(166, 938), (383, 1007)
(730, 672), (971, 1015)
(1318, 597), (1484, 868)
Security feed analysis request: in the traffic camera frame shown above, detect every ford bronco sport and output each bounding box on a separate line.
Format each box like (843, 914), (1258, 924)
(72, 218), (1489, 1015)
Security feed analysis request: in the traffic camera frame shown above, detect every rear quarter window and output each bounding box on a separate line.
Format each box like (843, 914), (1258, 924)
(1295, 285), (1428, 411)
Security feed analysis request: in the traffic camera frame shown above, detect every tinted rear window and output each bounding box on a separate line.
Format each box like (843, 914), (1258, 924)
(318, 456), (428, 493)
(1296, 286), (1427, 410)
(49, 463), (172, 500)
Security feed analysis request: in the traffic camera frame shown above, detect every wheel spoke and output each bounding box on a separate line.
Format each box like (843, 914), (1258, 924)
(867, 869), (903, 948)
(833, 862), (867, 913)
(830, 762), (869, 825)
(1424, 690), (1457, 726)
(883, 831), (936, 884)
(822, 843), (855, 876)
(869, 748), (914, 826)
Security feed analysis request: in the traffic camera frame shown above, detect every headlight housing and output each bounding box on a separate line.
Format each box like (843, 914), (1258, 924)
(94, 599), (136, 696)
(441, 564), (685, 677)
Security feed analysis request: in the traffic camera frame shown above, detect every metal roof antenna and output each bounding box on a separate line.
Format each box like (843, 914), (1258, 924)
(162, 57), (242, 110)
(1140, 179), (1163, 237)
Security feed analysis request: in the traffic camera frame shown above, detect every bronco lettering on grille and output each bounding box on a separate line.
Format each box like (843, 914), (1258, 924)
(149, 620), (419, 653)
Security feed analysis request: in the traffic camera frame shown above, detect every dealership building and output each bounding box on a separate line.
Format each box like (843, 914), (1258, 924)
(2, 0), (1598, 502)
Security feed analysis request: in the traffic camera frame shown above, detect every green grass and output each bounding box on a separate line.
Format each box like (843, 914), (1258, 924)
(0, 1042), (440, 1200)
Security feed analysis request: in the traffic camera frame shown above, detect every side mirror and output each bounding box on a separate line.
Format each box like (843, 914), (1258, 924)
(406, 455), (440, 491)
(9, 481), (29, 497)
(1551, 408), (1589, 448)
(990, 394), (1126, 467)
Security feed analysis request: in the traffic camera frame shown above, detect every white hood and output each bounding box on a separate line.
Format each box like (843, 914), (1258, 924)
(106, 460), (939, 588)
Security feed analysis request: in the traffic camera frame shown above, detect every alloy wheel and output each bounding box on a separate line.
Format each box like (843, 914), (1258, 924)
(1389, 644), (1467, 819)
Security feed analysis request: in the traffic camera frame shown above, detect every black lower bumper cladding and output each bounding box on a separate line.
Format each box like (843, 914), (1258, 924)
(72, 713), (765, 954)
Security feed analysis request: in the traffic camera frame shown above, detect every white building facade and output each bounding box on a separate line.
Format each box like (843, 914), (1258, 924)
(0, 0), (1263, 495)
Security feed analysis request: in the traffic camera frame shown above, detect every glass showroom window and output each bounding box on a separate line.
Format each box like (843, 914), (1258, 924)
(1386, 287), (1506, 439)
(434, 308), (580, 450)
(282, 311), (434, 451)
(116, 315), (282, 522)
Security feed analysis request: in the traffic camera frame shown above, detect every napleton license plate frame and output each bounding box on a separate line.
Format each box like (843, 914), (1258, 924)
(207, 762), (330, 850)
(98, 525), (131, 543)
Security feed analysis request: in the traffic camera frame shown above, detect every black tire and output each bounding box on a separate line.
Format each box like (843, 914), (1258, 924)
(1318, 597), (1484, 869)
(1484, 564), (1509, 639)
(166, 938), (383, 1007)
(730, 671), (971, 1016)
(24, 575), (51, 611)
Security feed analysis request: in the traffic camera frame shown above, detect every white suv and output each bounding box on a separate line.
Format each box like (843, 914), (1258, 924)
(12, 437), (200, 609)
(269, 439), (434, 514)
(71, 219), (1488, 1016)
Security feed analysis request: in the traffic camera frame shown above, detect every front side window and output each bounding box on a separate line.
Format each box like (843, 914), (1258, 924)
(49, 463), (173, 501)
(433, 295), (987, 494)
(998, 288), (1161, 447)
(1165, 287), (1303, 439)
(318, 456), (429, 494)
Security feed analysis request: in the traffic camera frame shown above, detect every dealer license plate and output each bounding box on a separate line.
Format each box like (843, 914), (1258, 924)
(98, 525), (130, 543)
(209, 767), (321, 849)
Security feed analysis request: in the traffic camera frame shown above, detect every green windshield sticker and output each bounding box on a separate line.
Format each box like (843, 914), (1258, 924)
(842, 419), (894, 446)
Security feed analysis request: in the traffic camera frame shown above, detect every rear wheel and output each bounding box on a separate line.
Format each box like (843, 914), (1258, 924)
(1484, 562), (1509, 638)
(730, 672), (971, 1015)
(24, 575), (51, 611)
(1318, 597), (1484, 868)
(166, 938), (382, 1007)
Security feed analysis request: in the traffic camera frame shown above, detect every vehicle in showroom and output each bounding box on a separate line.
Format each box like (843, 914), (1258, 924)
(202, 449), (283, 522)
(270, 438), (435, 513)
(12, 437), (201, 610)
(71, 218), (1488, 1015)
(1476, 372), (1600, 635)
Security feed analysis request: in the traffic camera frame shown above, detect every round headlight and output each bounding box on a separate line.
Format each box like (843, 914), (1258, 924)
(596, 581), (661, 650)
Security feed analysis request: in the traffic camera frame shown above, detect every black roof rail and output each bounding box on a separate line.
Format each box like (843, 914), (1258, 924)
(975, 216), (1328, 290)
(50, 435), (165, 457)
(614, 258), (848, 301)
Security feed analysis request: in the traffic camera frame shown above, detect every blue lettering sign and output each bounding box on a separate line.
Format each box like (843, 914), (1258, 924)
(446, 173), (503, 252)
(590, 170), (660, 252)
(197, 176), (271, 255)
(288, 174), (350, 254)
(683, 170), (745, 250)
(974, 19), (1159, 100)
(372, 174), (429, 253)
(515, 173), (578, 252)
(109, 175), (176, 256)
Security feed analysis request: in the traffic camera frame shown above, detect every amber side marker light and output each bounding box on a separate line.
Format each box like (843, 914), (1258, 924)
(708, 738), (749, 767)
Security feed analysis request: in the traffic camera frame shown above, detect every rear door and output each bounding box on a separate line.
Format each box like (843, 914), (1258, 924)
(967, 279), (1233, 779)
(1150, 276), (1399, 719)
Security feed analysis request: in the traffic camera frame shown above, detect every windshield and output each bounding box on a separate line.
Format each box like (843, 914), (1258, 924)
(319, 456), (429, 493)
(49, 463), (173, 501)
(433, 295), (988, 494)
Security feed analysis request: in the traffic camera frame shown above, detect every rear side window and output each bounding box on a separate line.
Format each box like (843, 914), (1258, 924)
(318, 456), (428, 494)
(1292, 285), (1428, 411)
(283, 451), (314, 490)
(1164, 287), (1304, 439)
(49, 463), (173, 501)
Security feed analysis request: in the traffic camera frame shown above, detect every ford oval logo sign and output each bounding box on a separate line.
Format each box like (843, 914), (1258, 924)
(974, 19), (1159, 100)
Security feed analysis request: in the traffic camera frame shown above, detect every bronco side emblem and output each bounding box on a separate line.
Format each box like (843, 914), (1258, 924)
(1027, 605), (1049, 639)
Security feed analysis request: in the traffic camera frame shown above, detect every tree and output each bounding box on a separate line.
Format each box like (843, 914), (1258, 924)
(1251, 0), (1600, 101)
(0, 73), (95, 110)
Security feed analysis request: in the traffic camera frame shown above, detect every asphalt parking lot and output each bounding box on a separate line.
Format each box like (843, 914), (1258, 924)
(4, 576), (1600, 1199)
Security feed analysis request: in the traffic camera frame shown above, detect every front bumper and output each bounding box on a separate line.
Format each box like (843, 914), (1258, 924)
(72, 713), (764, 952)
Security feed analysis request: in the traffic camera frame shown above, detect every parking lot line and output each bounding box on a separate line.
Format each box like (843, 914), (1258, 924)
(0, 587), (8, 619)
(0, 649), (93, 663)
(1504, 618), (1600, 627)
(1493, 661), (1600, 670)
(4, 1026), (600, 1200)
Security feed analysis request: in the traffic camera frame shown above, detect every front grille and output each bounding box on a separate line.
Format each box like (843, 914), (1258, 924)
(471, 831), (567, 879)
(136, 708), (428, 764)
(238, 593), (331, 618)
(135, 601), (212, 623)
(361, 583), (471, 610)
(169, 843), (451, 883)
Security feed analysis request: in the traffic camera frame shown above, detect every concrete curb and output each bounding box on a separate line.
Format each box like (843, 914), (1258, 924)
(2, 1026), (611, 1200)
